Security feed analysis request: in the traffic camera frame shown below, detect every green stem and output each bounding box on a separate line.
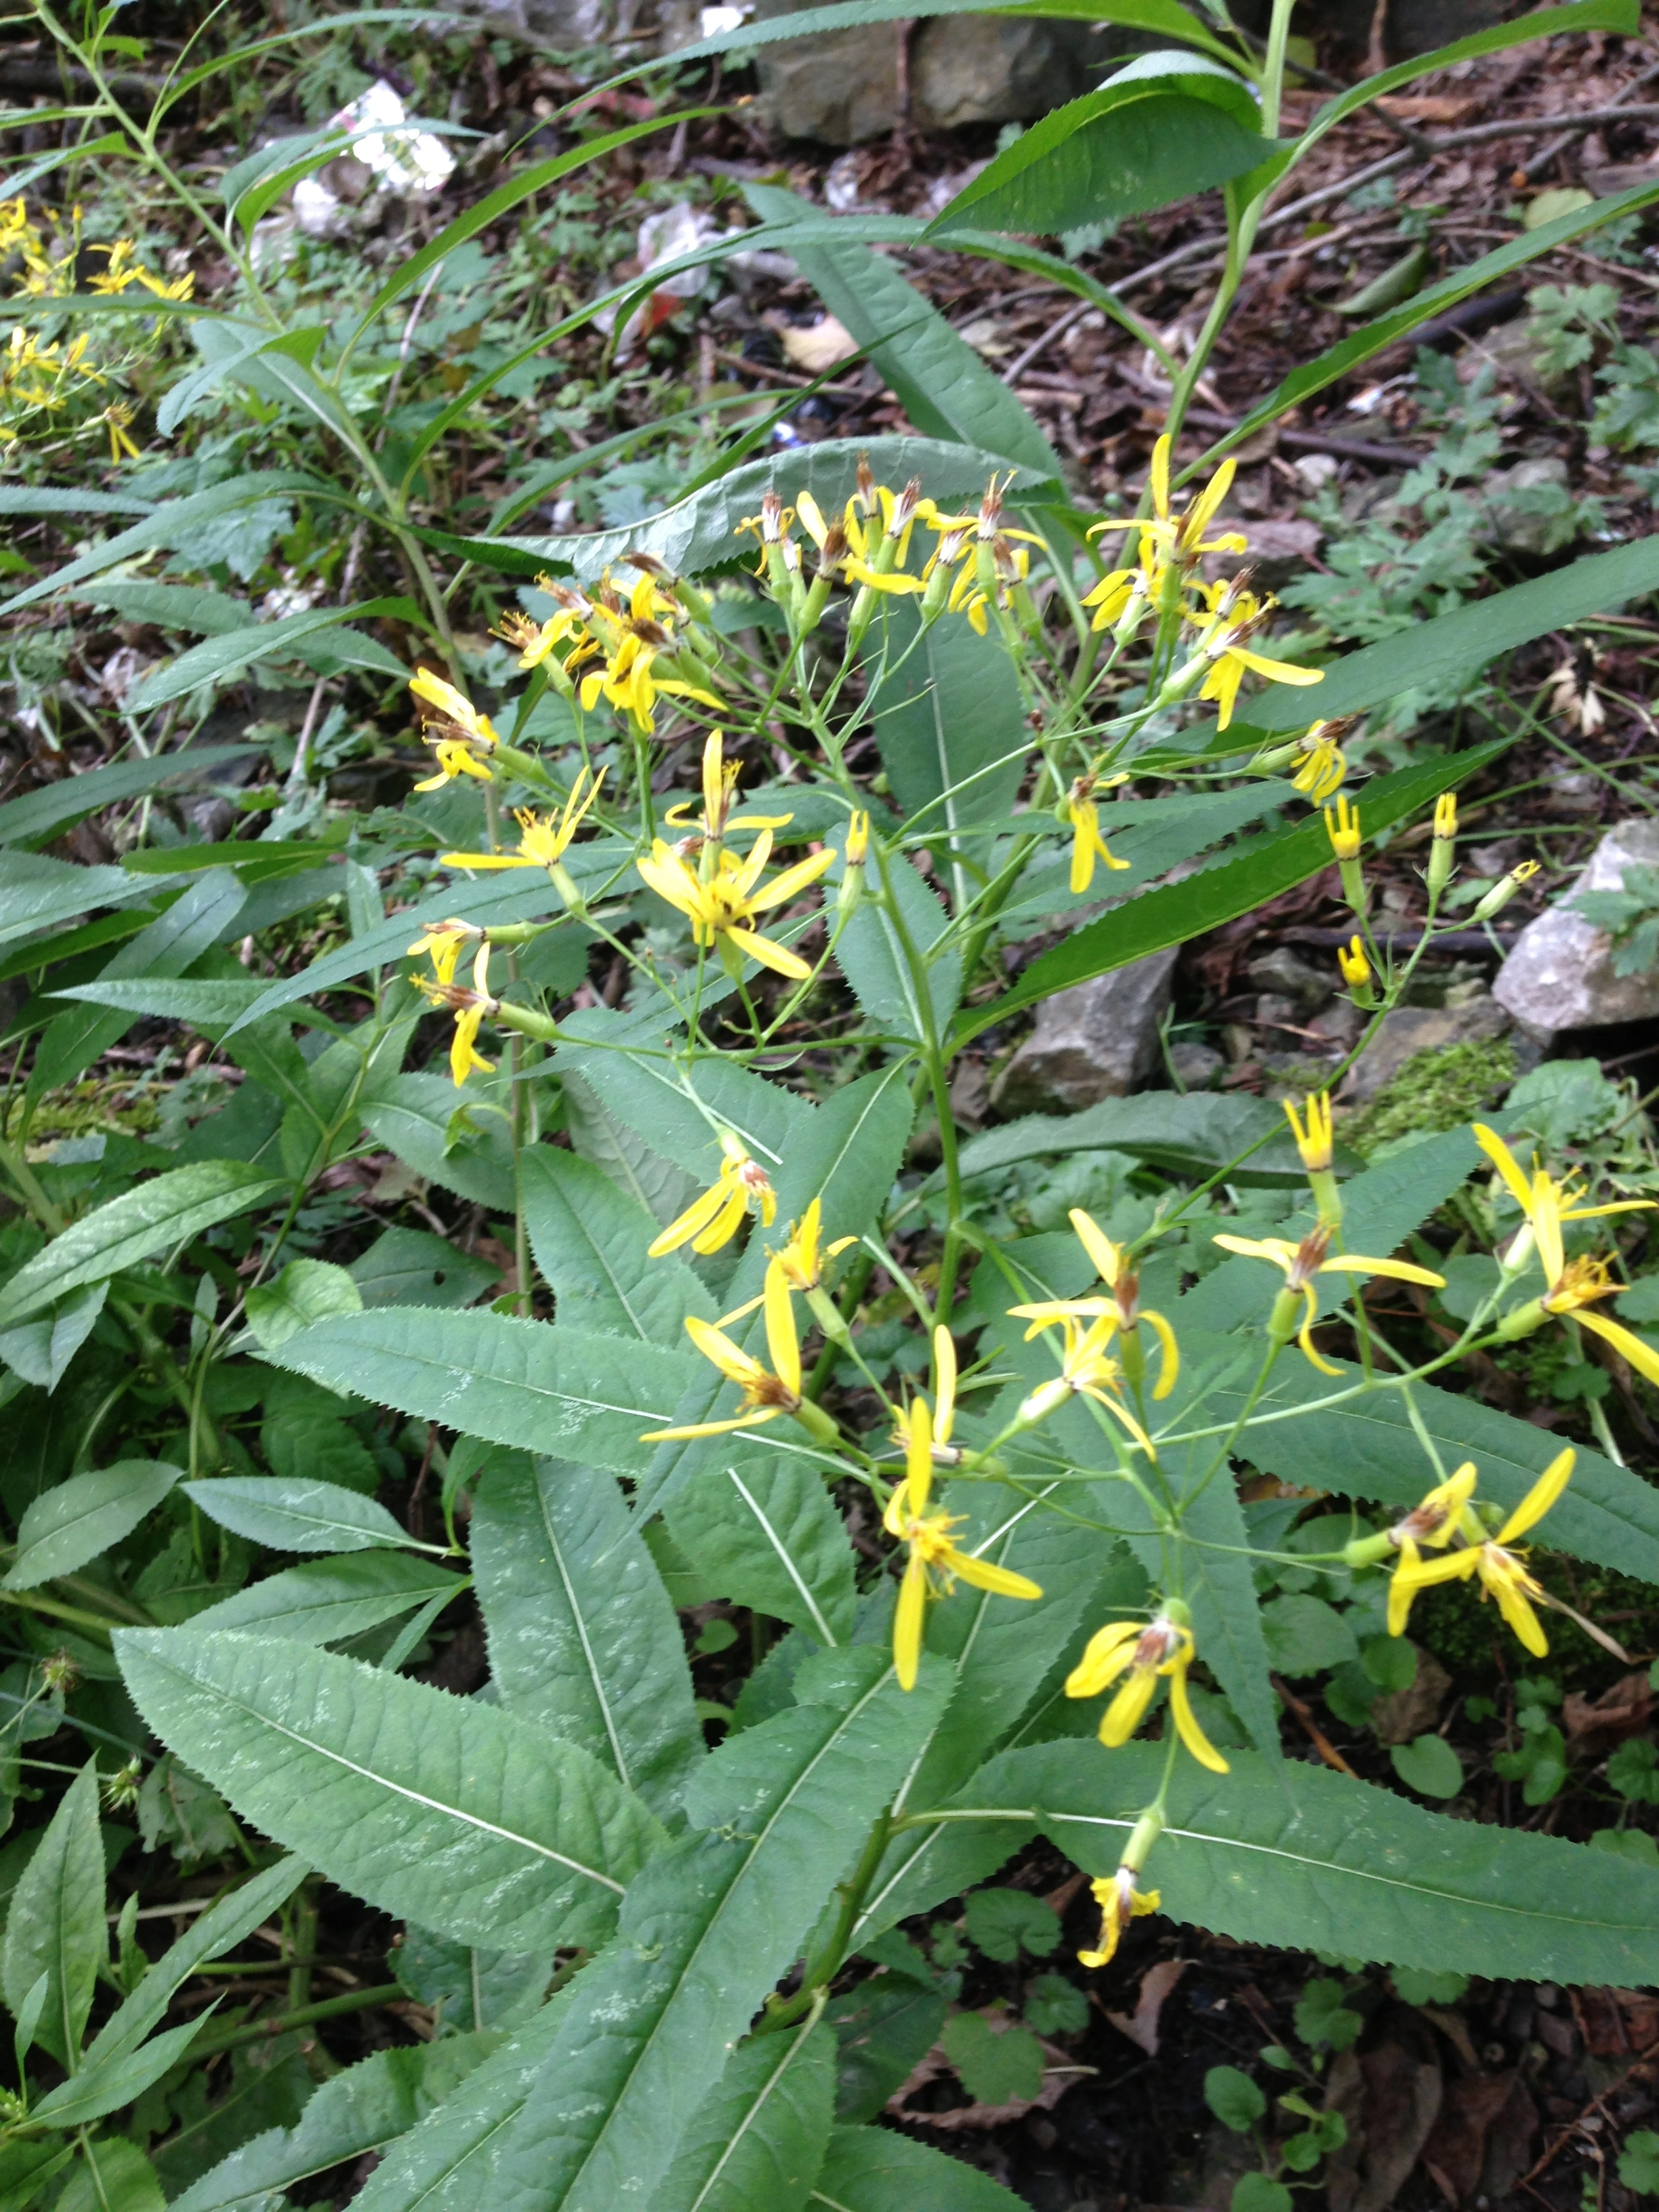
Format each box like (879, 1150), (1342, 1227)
(186, 1983), (405, 2061)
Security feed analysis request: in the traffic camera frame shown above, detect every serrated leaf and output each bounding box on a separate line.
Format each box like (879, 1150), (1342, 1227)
(396, 1927), (551, 2034)
(559, 1070), (698, 1227)
(184, 1477), (414, 1555)
(870, 600), (1025, 882)
(490, 1652), (952, 2212)
(0, 743), (265, 851)
(667, 1454), (858, 1647)
(358, 1073), (520, 1212)
(190, 1553), (467, 1643)
(28, 2013), (211, 2128)
(656, 2015), (834, 2212)
(5, 1460), (181, 1589)
(472, 1458), (702, 1817)
(115, 1631), (665, 1951)
(834, 845), (962, 1045)
(0, 1162), (287, 1330)
(0, 851), (184, 951)
(169, 2030), (503, 2212)
(0, 1280), (108, 1395)
(954, 1738), (1659, 1982)
(945, 1090), (1305, 1200)
(266, 1310), (697, 1478)
(350, 1226), (502, 1311)
(520, 1149), (713, 1340)
(808, 2124), (1029, 2210)
(244, 1259), (363, 1352)
(1, 1766), (103, 2065)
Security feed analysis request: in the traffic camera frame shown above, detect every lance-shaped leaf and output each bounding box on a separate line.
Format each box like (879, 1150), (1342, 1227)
(0, 1162), (288, 1330)
(472, 1458), (703, 1818)
(0, 743), (266, 851)
(491, 1650), (952, 2212)
(264, 1311), (697, 1477)
(28, 2015), (213, 2129)
(520, 1150), (713, 1342)
(115, 1630), (665, 1952)
(184, 1477), (417, 1556)
(656, 2015), (835, 2212)
(809, 2123), (1029, 2209)
(190, 1553), (467, 1644)
(1, 1766), (103, 2066)
(4, 1460), (180, 1591)
(947, 1740), (1659, 1984)
(667, 1454), (858, 1647)
(169, 2029), (504, 2212)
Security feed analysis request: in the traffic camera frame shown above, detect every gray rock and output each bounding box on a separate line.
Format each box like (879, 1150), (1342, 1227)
(991, 949), (1178, 1116)
(1170, 1040), (1225, 1091)
(1494, 818), (1659, 1033)
(750, 0), (1117, 142)
(1342, 994), (1521, 1107)
(1246, 945), (1332, 1010)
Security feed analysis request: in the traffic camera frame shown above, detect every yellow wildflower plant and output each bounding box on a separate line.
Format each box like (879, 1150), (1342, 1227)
(406, 918), (480, 987)
(579, 570), (720, 734)
(1292, 720), (1348, 804)
(1090, 434), (1246, 575)
(647, 1267), (811, 1441)
(884, 1345), (1042, 1691)
(1188, 582), (1324, 731)
(663, 730), (792, 846)
(1385, 1450), (1575, 1657)
(636, 827), (836, 981)
(413, 941), (497, 1087)
(1010, 1207), (1179, 1401)
(1063, 778), (1132, 897)
(1078, 1867), (1162, 1970)
(1016, 1309), (1158, 1456)
(768, 1196), (856, 1294)
(439, 771), (606, 876)
(1324, 795), (1361, 861)
(1211, 1224), (1444, 1374)
(1336, 935), (1372, 992)
(1064, 1605), (1229, 1771)
(409, 670), (499, 790)
(648, 1131), (777, 1259)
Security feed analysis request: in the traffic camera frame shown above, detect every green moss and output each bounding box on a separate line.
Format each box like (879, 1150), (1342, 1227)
(12, 1077), (163, 1152)
(1345, 1036), (1517, 1158)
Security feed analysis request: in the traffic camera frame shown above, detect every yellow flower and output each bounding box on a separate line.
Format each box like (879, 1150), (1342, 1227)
(1283, 1092), (1334, 1174)
(409, 670), (499, 790)
(1065, 1609), (1228, 1771)
(649, 1130), (777, 1259)
(844, 811), (870, 867)
(492, 581), (596, 671)
(1434, 792), (1457, 842)
(646, 1266), (805, 1440)
(1090, 434), (1246, 573)
(769, 1195), (855, 1292)
(413, 741), (493, 794)
(579, 571), (720, 735)
(413, 941), (497, 1087)
(1081, 545), (1162, 636)
(102, 401), (140, 463)
(1078, 1866), (1162, 1970)
(1190, 584), (1324, 732)
(884, 1351), (1041, 1691)
(1324, 796), (1361, 861)
(1387, 1450), (1574, 1656)
(890, 1324), (960, 1468)
(636, 827), (835, 981)
(406, 918), (478, 987)
(1336, 935), (1371, 991)
(1292, 722), (1347, 804)
(1210, 1224), (1443, 1375)
(663, 730), (791, 845)
(1010, 1208), (1179, 1401)
(1065, 779), (1132, 897)
(1015, 1308), (1158, 1454)
(440, 771), (606, 875)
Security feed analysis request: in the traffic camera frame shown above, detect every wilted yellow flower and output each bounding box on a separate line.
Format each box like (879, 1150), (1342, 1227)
(1188, 583), (1324, 732)
(1065, 1607), (1228, 1771)
(406, 918), (479, 987)
(1078, 1867), (1162, 1970)
(1064, 779), (1132, 897)
(1386, 1451), (1574, 1657)
(649, 1131), (776, 1258)
(1211, 1223), (1443, 1374)
(1010, 1208), (1179, 1401)
(579, 571), (719, 734)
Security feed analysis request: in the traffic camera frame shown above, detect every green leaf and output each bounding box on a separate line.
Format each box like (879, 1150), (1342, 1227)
(745, 188), (1059, 480)
(59, 2140), (163, 2212)
(30, 867), (249, 1098)
(1391, 1736), (1464, 1801)
(951, 1739), (1659, 1982)
(838, 845), (962, 1043)
(244, 1259), (363, 1352)
(520, 1149), (713, 1342)
(115, 1629), (664, 1952)
(485, 438), (1053, 587)
(806, 2123), (1029, 2210)
(69, 581), (257, 636)
(1212, 168), (1659, 491)
(190, 1553), (468, 1643)
(47, 977), (276, 1027)
(0, 853), (183, 953)
(939, 2011), (1044, 2106)
(359, 1073), (520, 1212)
(668, 1454), (857, 1648)
(183, 1477), (415, 1555)
(825, 1978), (947, 2123)
(872, 601), (1025, 890)
(490, 1652), (951, 2212)
(0, 474), (323, 622)
(396, 1926), (551, 2033)
(0, 1282), (108, 1395)
(1259, 1595), (1358, 1678)
(28, 2013), (213, 2129)
(930, 59), (1274, 238)
(82, 1856), (308, 2070)
(1206, 2064), (1266, 2133)
(956, 743), (1507, 1040)
(554, 1016), (811, 1185)
(656, 2016), (834, 2212)
(962, 1887), (1060, 1962)
(0, 2139), (72, 2212)
(946, 1091), (1305, 1195)
(1, 1766), (104, 2066)
(1233, 2177), (1293, 2212)
(0, 1162), (287, 1331)
(5, 1460), (181, 1590)
(472, 1458), (703, 1818)
(266, 1311), (696, 1478)
(130, 603), (406, 710)
(668, 0), (1236, 69)
(350, 1226), (501, 1311)
(0, 744), (265, 851)
(1619, 2129), (1659, 2195)
(169, 2031), (504, 2212)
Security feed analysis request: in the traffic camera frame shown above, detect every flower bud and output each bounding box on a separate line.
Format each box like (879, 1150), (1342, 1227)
(1472, 860), (1540, 923)
(1427, 791), (1457, 898)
